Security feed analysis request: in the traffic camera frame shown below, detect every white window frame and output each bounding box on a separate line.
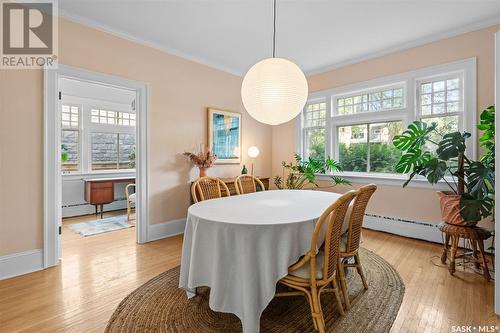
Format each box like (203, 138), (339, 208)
(296, 58), (477, 187)
(61, 95), (136, 176)
(299, 97), (328, 160)
(60, 103), (82, 173)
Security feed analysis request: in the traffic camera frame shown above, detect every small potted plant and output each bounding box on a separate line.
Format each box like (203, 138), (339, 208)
(184, 146), (217, 177)
(392, 106), (495, 226)
(274, 154), (350, 189)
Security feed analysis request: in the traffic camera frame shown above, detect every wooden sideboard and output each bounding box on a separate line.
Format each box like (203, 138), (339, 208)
(84, 176), (136, 218)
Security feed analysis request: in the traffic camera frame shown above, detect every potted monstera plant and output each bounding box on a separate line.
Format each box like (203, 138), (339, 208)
(392, 106), (495, 226)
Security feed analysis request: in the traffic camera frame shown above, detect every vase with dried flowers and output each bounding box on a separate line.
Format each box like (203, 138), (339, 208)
(183, 146), (217, 178)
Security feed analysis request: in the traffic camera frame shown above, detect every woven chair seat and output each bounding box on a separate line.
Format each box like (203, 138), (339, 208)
(289, 251), (325, 279)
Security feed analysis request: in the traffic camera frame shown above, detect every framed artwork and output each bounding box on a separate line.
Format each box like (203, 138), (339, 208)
(207, 108), (241, 164)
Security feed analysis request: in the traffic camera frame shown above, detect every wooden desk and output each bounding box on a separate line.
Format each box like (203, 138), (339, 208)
(84, 176), (135, 218)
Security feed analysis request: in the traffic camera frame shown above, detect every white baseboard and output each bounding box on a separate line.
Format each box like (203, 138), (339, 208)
(148, 218), (186, 242)
(363, 214), (443, 243)
(62, 199), (128, 218)
(0, 249), (44, 280)
(363, 214), (495, 252)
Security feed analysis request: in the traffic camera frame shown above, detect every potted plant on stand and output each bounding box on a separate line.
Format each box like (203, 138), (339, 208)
(392, 106), (495, 226)
(393, 106), (495, 279)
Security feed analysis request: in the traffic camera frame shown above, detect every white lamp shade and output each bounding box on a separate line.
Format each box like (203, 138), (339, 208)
(247, 146), (260, 158)
(241, 58), (308, 126)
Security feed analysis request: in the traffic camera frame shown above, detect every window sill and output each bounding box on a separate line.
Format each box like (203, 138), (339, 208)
(62, 170), (135, 180)
(316, 172), (451, 190)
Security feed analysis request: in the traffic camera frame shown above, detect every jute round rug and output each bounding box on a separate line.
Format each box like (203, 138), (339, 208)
(106, 248), (404, 333)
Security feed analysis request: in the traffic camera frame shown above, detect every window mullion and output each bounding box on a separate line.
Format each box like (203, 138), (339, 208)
(366, 123), (371, 173)
(325, 97), (332, 170)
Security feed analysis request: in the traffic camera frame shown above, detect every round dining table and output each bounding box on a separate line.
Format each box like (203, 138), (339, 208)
(179, 189), (342, 333)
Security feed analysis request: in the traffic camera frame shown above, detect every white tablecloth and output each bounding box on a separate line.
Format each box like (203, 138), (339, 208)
(179, 189), (341, 333)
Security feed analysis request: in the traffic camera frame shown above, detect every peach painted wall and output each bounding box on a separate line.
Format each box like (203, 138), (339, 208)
(272, 25), (500, 223)
(0, 18), (272, 256)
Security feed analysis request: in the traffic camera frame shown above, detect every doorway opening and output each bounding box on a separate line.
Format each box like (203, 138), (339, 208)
(44, 65), (149, 267)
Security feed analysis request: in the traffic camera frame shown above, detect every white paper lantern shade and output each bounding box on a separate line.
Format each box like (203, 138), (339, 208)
(241, 58), (308, 126)
(247, 146), (260, 158)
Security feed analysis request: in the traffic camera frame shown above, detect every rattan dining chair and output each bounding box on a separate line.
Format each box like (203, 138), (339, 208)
(337, 184), (377, 310)
(234, 175), (266, 195)
(275, 190), (357, 333)
(191, 176), (231, 203)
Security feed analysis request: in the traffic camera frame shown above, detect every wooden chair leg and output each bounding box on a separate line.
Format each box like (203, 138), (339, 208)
(332, 276), (345, 316)
(449, 236), (459, 275)
(337, 260), (350, 310)
(477, 240), (491, 281)
(127, 199), (131, 222)
(304, 291), (318, 331)
(441, 233), (450, 264)
(354, 253), (368, 290)
(310, 286), (325, 333)
(471, 240), (481, 269)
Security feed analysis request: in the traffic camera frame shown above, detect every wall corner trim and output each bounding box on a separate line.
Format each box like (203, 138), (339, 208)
(148, 218), (187, 242)
(0, 249), (44, 280)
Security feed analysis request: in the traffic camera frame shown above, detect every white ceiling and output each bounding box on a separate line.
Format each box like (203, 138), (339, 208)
(59, 0), (500, 76)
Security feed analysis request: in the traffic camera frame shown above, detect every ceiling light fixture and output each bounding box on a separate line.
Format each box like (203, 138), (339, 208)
(241, 0), (308, 126)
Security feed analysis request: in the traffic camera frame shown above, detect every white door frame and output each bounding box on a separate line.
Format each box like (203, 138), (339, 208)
(43, 64), (149, 268)
(495, 30), (500, 315)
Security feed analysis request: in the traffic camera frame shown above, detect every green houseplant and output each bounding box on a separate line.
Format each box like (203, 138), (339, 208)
(274, 154), (351, 189)
(61, 144), (68, 162)
(392, 106), (495, 225)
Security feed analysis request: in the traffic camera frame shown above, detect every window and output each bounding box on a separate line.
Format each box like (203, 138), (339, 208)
(302, 101), (326, 160)
(417, 76), (462, 142)
(60, 102), (136, 174)
(298, 59), (475, 179)
(61, 105), (80, 172)
(338, 122), (403, 173)
(91, 109), (136, 126)
(337, 87), (404, 114)
(91, 133), (135, 170)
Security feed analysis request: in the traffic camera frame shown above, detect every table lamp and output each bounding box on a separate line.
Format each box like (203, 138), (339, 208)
(247, 146), (260, 176)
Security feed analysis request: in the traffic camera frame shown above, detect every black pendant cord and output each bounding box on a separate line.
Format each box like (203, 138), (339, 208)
(273, 0), (276, 58)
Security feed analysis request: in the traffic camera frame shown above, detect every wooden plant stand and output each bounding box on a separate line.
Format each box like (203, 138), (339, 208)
(439, 223), (492, 281)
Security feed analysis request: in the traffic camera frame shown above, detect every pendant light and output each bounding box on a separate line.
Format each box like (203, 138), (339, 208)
(241, 0), (308, 126)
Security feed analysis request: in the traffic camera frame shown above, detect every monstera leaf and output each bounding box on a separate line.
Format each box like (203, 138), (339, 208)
(395, 148), (432, 174)
(393, 121), (437, 151)
(424, 158), (448, 184)
(436, 132), (469, 160)
(466, 161), (494, 198)
(459, 193), (494, 222)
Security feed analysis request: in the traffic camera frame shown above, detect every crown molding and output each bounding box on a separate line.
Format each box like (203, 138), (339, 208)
(59, 8), (500, 78)
(306, 16), (500, 76)
(58, 9), (243, 77)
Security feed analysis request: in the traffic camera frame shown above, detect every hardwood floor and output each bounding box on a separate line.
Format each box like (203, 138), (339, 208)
(0, 212), (498, 332)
